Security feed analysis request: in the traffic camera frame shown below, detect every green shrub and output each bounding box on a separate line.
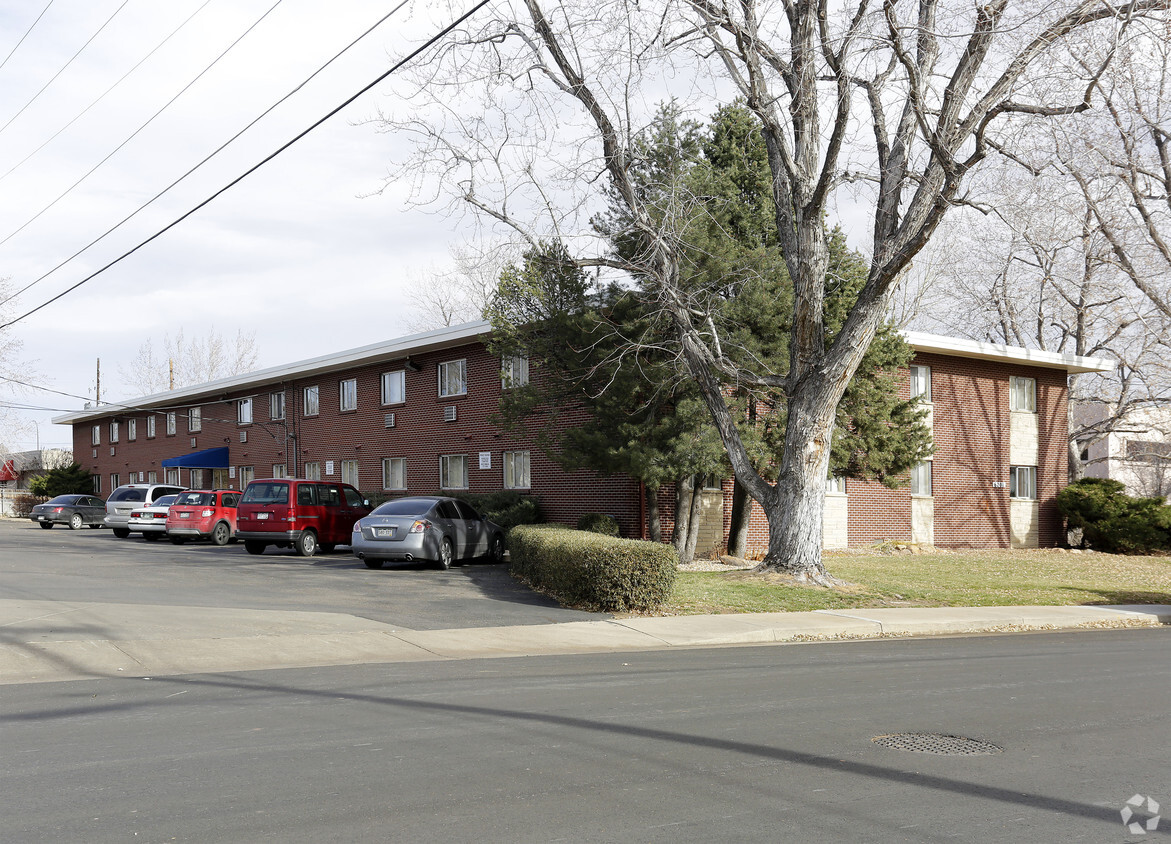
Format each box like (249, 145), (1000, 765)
(1057, 478), (1171, 554)
(11, 493), (43, 518)
(576, 513), (620, 536)
(508, 524), (677, 612)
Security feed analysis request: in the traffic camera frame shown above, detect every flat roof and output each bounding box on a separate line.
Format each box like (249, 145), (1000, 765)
(52, 322), (1115, 425)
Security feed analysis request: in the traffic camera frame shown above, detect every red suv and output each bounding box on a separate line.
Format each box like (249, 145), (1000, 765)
(236, 478), (370, 557)
(166, 489), (241, 546)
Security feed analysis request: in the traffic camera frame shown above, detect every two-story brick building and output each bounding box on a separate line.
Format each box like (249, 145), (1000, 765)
(53, 321), (1112, 552)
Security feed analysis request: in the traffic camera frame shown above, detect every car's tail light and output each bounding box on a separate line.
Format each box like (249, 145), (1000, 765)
(52, 507), (63, 514)
(131, 511), (143, 518)
(201, 509), (213, 517)
(352, 521), (362, 533)
(409, 519), (431, 534)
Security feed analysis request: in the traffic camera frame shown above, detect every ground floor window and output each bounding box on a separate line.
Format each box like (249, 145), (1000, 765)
(439, 454), (468, 490)
(272, 464), (288, 479)
(188, 469), (203, 488)
(165, 468), (180, 486)
(341, 460), (359, 488)
(303, 461), (321, 480)
(238, 466), (254, 487)
(382, 458), (406, 490)
(148, 471), (158, 484)
(503, 451), (530, 489)
(1010, 466), (1037, 499)
(92, 476), (101, 494)
(910, 461), (932, 496)
(110, 473), (119, 491)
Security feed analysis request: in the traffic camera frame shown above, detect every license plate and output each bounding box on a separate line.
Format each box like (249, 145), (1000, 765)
(375, 528), (395, 538)
(257, 513), (270, 520)
(179, 512), (191, 519)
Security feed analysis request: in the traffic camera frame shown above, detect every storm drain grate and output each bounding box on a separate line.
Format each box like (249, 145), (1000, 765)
(872, 733), (1003, 756)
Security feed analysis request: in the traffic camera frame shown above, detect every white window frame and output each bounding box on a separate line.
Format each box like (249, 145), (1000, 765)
(148, 471), (158, 485)
(127, 418), (137, 441)
(438, 359), (467, 398)
(439, 454), (469, 490)
(238, 398), (253, 425)
(166, 412), (177, 436)
(503, 450), (531, 490)
(502, 355), (530, 389)
(109, 420), (119, 443)
(381, 370), (405, 405)
(1010, 376), (1036, 413)
(341, 459), (360, 488)
(909, 365), (931, 402)
(340, 379), (358, 413)
(1010, 466), (1037, 500)
(304, 385), (319, 417)
(110, 473), (120, 491)
(303, 461), (321, 481)
(188, 407), (202, 433)
(826, 475), (847, 495)
(91, 425), (100, 446)
(382, 457), (407, 490)
(272, 464), (287, 479)
(910, 461), (932, 497)
(165, 468), (180, 486)
(270, 392), (285, 421)
(146, 415), (156, 438)
(238, 466), (254, 487)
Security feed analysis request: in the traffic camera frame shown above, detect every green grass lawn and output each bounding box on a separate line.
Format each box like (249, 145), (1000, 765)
(664, 548), (1171, 615)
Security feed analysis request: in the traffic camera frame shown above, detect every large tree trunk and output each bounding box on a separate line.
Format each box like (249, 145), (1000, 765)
(727, 479), (751, 558)
(683, 475), (704, 563)
(645, 482), (662, 543)
(673, 477), (693, 557)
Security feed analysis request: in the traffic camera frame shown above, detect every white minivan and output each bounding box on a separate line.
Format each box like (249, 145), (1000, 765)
(104, 483), (184, 538)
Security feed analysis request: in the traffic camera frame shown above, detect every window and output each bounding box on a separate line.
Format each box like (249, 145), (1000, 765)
(92, 425), (100, 446)
(382, 458), (406, 490)
(110, 473), (119, 491)
(238, 398), (253, 425)
(341, 460), (360, 487)
(127, 419), (136, 441)
(502, 355), (529, 389)
(438, 359), (467, 397)
(165, 468), (179, 485)
(188, 469), (203, 489)
(1010, 466), (1037, 499)
(270, 392), (285, 421)
(340, 379), (357, 412)
(148, 471), (158, 484)
(188, 407), (202, 433)
(504, 451), (530, 489)
(439, 454), (468, 490)
(163, 412), (176, 436)
(909, 365), (931, 402)
(303, 461), (321, 480)
(92, 475), (101, 494)
(1010, 376), (1036, 412)
(110, 421), (119, 443)
(304, 385), (319, 417)
(910, 461), (932, 496)
(826, 475), (847, 495)
(238, 466), (255, 487)
(381, 370), (405, 405)
(272, 464), (287, 479)
(146, 415), (156, 438)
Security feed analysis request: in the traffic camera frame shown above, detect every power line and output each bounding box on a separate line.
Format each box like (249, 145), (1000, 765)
(0, 0), (216, 186)
(0, 0), (491, 331)
(0, 1), (408, 309)
(0, 0), (56, 74)
(0, 0), (131, 138)
(0, 0), (286, 250)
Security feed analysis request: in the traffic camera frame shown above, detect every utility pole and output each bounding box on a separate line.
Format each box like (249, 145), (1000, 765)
(95, 358), (101, 404)
(169, 358), (174, 390)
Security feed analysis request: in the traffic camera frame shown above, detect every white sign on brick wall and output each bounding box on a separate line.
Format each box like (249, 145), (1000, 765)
(479, 452), (492, 470)
(326, 460), (335, 476)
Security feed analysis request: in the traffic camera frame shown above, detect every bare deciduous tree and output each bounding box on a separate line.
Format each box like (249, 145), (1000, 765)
(377, 0), (1168, 581)
(403, 242), (515, 332)
(118, 327), (260, 396)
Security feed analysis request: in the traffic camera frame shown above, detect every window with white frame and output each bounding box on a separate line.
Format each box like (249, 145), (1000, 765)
(502, 355), (530, 389)
(110, 473), (119, 490)
(439, 454), (468, 489)
(826, 475), (847, 495)
(189, 469), (204, 488)
(166, 412), (177, 436)
(272, 464), (287, 479)
(92, 475), (101, 494)
(1010, 466), (1037, 499)
(340, 379), (357, 412)
(304, 385), (319, 417)
(303, 461), (321, 480)
(1010, 376), (1036, 412)
(188, 407), (202, 433)
(110, 421), (119, 443)
(92, 425), (100, 446)
(382, 458), (406, 490)
(909, 365), (931, 402)
(127, 418), (136, 441)
(503, 451), (530, 489)
(238, 398), (253, 424)
(238, 466), (254, 487)
(270, 392), (285, 421)
(438, 359), (467, 397)
(341, 459), (360, 487)
(910, 461), (932, 496)
(165, 468), (179, 486)
(381, 370), (405, 405)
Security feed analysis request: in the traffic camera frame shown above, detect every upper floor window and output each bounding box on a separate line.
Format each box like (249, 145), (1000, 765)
(1010, 466), (1037, 499)
(1010, 376), (1036, 412)
(381, 370), (405, 405)
(909, 365), (931, 402)
(238, 398), (253, 425)
(166, 412), (177, 436)
(127, 418), (137, 441)
(340, 379), (357, 412)
(146, 415), (156, 438)
(188, 407), (202, 433)
(910, 461), (932, 496)
(304, 385), (319, 417)
(502, 355), (530, 389)
(270, 392), (285, 421)
(91, 425), (100, 446)
(438, 359), (467, 398)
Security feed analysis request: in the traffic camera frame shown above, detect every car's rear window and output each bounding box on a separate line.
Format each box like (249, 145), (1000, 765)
(152, 496), (178, 508)
(242, 482), (289, 504)
(175, 492), (214, 506)
(110, 488), (145, 502)
(372, 498), (434, 517)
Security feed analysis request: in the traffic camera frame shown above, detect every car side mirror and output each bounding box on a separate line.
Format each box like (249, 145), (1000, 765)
(363, 499), (370, 508)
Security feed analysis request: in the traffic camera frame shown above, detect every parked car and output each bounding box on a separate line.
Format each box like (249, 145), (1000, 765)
(351, 495), (506, 570)
(236, 478), (371, 557)
(126, 494), (179, 541)
(166, 489), (241, 546)
(105, 483), (185, 538)
(29, 494), (107, 530)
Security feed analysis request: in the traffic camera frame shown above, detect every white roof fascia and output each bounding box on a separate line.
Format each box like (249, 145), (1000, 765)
(52, 320), (493, 425)
(903, 330), (1115, 375)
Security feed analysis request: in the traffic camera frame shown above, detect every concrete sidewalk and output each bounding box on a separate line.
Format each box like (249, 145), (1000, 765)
(1, 598), (1168, 685)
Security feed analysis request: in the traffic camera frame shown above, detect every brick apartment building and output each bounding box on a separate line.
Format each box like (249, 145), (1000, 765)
(53, 321), (1111, 553)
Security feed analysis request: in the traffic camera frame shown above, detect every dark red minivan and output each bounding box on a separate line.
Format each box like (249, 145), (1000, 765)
(236, 478), (370, 557)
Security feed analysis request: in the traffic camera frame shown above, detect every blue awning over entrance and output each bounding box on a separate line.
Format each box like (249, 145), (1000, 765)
(161, 446), (229, 469)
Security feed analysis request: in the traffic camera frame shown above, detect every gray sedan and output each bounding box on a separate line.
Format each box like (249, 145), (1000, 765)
(352, 496), (505, 570)
(29, 494), (107, 530)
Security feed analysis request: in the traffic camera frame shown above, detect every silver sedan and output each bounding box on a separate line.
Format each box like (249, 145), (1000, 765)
(351, 496), (505, 570)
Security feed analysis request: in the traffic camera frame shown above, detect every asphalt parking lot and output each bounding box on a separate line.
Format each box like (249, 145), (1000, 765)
(0, 519), (599, 630)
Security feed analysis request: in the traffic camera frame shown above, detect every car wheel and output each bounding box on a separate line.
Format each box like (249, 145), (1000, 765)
(438, 538), (454, 570)
(170, 537), (187, 545)
(210, 522), (230, 547)
(363, 559), (384, 570)
(142, 532), (160, 541)
(113, 528), (131, 539)
(295, 531), (318, 557)
(244, 541), (267, 555)
(39, 521), (53, 530)
(489, 534), (505, 563)
(68, 513), (84, 530)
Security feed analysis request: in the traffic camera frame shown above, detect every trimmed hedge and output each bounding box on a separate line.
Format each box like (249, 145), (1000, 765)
(508, 524), (677, 613)
(576, 513), (620, 536)
(1057, 478), (1171, 554)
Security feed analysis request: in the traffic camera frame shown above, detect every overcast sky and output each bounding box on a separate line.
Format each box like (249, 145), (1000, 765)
(0, 0), (480, 451)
